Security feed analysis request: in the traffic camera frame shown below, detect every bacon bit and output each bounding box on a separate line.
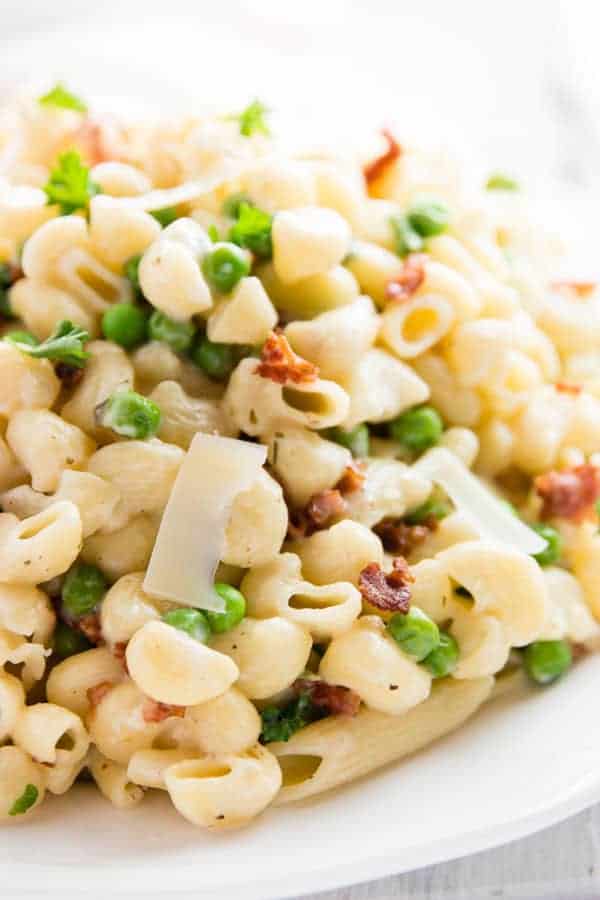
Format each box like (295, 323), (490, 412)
(55, 362), (85, 388)
(358, 557), (413, 613)
(534, 464), (600, 522)
(373, 517), (437, 556)
(335, 461), (366, 495)
(551, 280), (596, 299)
(306, 489), (347, 528)
(78, 613), (103, 645)
(113, 641), (129, 673)
(293, 679), (361, 716)
(256, 331), (318, 385)
(87, 681), (113, 707)
(571, 642), (588, 662)
(555, 382), (582, 396)
(385, 253), (428, 303)
(363, 128), (402, 186)
(142, 699), (186, 724)
(73, 117), (121, 166)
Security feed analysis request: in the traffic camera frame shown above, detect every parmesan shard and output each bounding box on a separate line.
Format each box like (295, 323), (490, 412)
(143, 434), (267, 612)
(412, 447), (547, 556)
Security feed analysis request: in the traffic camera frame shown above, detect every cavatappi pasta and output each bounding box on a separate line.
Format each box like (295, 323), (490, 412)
(0, 85), (598, 830)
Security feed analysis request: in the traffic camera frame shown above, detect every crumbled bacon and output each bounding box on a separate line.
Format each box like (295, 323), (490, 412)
(142, 699), (186, 724)
(256, 331), (318, 385)
(373, 516), (437, 556)
(77, 613), (103, 645)
(363, 128), (402, 186)
(87, 681), (113, 707)
(535, 464), (600, 521)
(306, 489), (347, 528)
(73, 117), (121, 166)
(113, 641), (129, 673)
(551, 280), (596, 299)
(358, 557), (413, 613)
(555, 382), (582, 396)
(335, 462), (366, 495)
(55, 362), (85, 388)
(293, 679), (361, 716)
(385, 253), (427, 303)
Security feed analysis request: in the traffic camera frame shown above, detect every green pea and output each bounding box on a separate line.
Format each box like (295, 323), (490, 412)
(101, 303), (148, 348)
(405, 495), (451, 525)
(531, 523), (563, 567)
(327, 424), (370, 458)
(96, 389), (161, 439)
(423, 631), (459, 678)
(62, 564), (107, 619)
(389, 214), (424, 257)
(205, 583), (246, 633)
(3, 330), (38, 347)
(202, 242), (251, 294)
(162, 608), (211, 643)
(123, 254), (142, 294)
(523, 640), (572, 685)
(192, 337), (236, 380)
(387, 607), (440, 662)
(389, 405), (443, 452)
(406, 199), (450, 237)
(53, 621), (92, 658)
(148, 310), (196, 353)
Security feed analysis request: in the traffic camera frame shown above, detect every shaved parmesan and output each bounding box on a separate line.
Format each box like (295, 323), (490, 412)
(143, 434), (267, 612)
(115, 158), (268, 212)
(412, 448), (547, 556)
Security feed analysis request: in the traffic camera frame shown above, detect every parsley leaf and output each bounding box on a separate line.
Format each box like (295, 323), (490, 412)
(207, 224), (220, 243)
(389, 214), (424, 257)
(229, 100), (270, 137)
(7, 319), (90, 368)
(0, 263), (15, 318)
(44, 150), (101, 215)
(486, 172), (519, 191)
(9, 783), (38, 816)
(151, 206), (179, 227)
(38, 83), (87, 113)
(229, 202), (273, 259)
(260, 692), (319, 743)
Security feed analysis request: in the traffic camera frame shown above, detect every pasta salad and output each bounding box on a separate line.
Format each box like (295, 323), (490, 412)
(0, 85), (598, 829)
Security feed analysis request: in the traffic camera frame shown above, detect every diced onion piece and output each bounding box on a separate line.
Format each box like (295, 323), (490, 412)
(412, 448), (546, 556)
(144, 434), (267, 612)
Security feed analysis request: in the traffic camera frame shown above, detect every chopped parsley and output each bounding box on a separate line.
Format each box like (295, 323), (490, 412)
(260, 691), (320, 743)
(229, 202), (273, 259)
(38, 83), (87, 114)
(7, 319), (90, 368)
(9, 783), (38, 816)
(229, 100), (270, 137)
(486, 172), (519, 191)
(389, 214), (424, 257)
(207, 224), (220, 243)
(151, 206), (179, 228)
(44, 150), (101, 215)
(123, 254), (142, 294)
(0, 263), (15, 318)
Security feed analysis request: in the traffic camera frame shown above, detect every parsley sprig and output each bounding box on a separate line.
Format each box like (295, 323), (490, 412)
(7, 320), (90, 368)
(260, 691), (320, 743)
(9, 783), (38, 816)
(228, 99), (270, 137)
(44, 150), (101, 215)
(229, 201), (273, 259)
(38, 83), (87, 114)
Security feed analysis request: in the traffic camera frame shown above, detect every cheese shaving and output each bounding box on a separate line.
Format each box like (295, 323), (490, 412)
(412, 448), (547, 556)
(144, 434), (267, 612)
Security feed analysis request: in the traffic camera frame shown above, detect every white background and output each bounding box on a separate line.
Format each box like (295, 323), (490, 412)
(2, 2), (600, 898)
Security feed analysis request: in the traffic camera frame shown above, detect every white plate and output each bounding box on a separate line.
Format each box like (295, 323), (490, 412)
(4, 654), (600, 898)
(2, 14), (600, 898)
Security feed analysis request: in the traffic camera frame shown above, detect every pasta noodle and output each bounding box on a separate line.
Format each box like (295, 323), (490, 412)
(0, 88), (596, 829)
